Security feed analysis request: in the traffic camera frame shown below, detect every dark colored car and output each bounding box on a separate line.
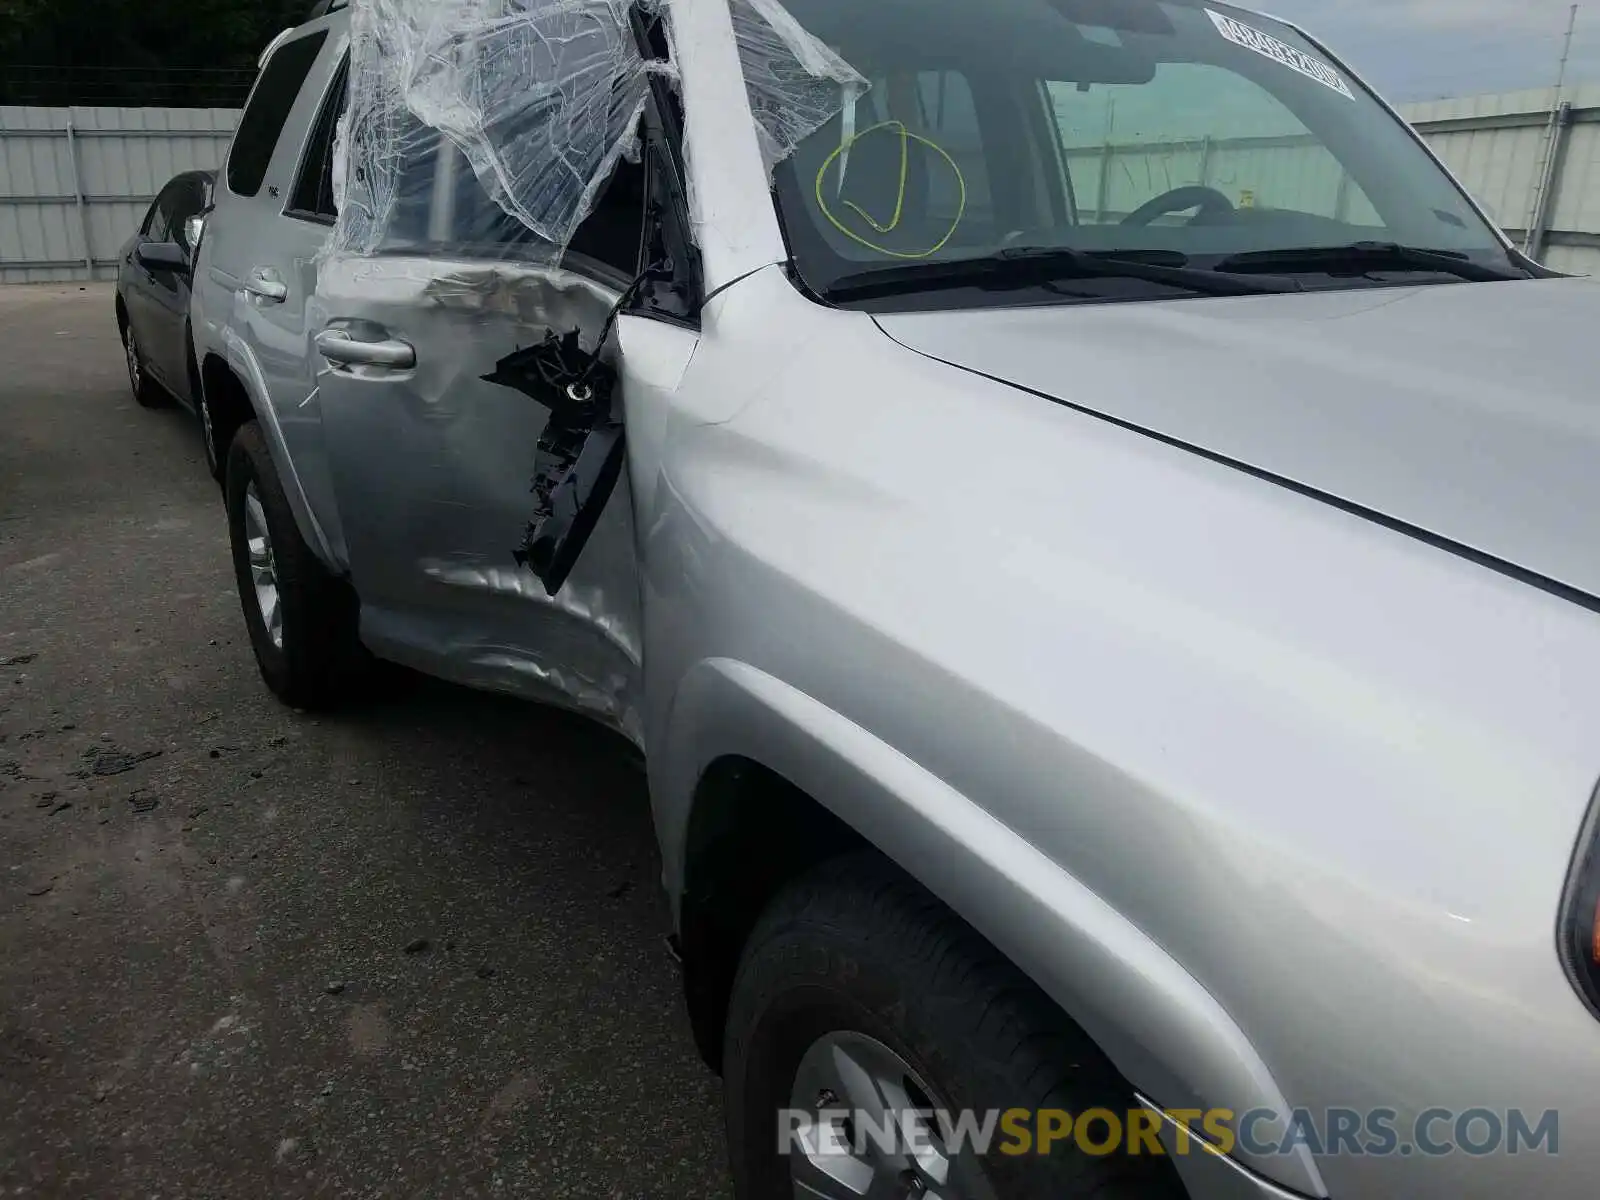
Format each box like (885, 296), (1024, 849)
(115, 169), (217, 471)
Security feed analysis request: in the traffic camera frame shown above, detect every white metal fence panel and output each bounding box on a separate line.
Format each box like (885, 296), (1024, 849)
(1402, 84), (1600, 277)
(0, 106), (238, 284)
(1, 90), (1596, 281)
(1060, 137), (1382, 226)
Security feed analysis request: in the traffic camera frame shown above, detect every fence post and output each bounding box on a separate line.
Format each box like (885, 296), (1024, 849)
(63, 111), (95, 277)
(1524, 100), (1573, 261)
(1094, 142), (1112, 223)
(1333, 169), (1352, 223)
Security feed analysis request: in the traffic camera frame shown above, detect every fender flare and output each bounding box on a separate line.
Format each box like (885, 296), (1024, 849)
(652, 656), (1326, 1198)
(218, 325), (343, 574)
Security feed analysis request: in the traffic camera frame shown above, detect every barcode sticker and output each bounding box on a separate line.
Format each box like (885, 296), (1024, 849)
(1206, 10), (1355, 100)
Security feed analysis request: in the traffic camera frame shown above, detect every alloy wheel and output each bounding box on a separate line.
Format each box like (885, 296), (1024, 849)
(786, 1030), (1000, 1200)
(124, 326), (141, 396)
(243, 482), (283, 650)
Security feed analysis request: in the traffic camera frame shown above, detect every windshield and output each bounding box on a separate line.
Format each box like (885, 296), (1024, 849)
(739, 0), (1524, 309)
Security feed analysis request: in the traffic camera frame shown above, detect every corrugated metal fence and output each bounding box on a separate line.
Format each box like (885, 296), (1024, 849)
(1049, 86), (1600, 277)
(1402, 84), (1600, 276)
(0, 91), (1597, 282)
(0, 106), (237, 284)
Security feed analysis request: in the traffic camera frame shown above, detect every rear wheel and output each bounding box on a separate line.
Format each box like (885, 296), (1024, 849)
(225, 422), (365, 708)
(120, 318), (162, 408)
(723, 855), (1187, 1200)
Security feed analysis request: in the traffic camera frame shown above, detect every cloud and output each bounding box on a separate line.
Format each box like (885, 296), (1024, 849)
(1258, 0), (1598, 99)
(1353, 0), (1578, 31)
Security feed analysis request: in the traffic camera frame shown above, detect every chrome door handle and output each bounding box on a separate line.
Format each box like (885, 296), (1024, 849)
(315, 329), (416, 369)
(244, 268), (287, 303)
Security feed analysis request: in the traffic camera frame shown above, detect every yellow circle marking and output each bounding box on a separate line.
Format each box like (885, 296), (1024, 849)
(815, 120), (968, 260)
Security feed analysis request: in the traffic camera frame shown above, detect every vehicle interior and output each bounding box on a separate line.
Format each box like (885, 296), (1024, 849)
(768, 0), (1507, 286)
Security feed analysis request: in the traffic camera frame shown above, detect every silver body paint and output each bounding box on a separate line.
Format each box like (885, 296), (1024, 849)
(191, 3), (1600, 1199)
(314, 256), (648, 736)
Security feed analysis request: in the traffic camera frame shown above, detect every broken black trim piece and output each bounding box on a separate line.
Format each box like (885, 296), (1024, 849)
(482, 260), (669, 596)
(482, 327), (626, 597)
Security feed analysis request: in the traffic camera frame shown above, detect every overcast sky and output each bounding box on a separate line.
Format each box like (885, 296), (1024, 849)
(1260, 0), (1600, 100)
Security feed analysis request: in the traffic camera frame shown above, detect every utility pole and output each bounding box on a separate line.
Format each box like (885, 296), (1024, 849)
(1524, 4), (1579, 255)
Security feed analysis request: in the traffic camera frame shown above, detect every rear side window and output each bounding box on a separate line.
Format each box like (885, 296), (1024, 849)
(227, 30), (328, 198)
(288, 57), (348, 222)
(152, 182), (181, 241)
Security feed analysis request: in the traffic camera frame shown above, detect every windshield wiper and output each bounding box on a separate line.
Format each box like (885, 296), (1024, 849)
(820, 245), (1301, 303)
(1212, 241), (1529, 283)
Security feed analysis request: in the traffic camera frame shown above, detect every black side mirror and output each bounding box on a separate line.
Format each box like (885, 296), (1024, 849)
(136, 241), (188, 273)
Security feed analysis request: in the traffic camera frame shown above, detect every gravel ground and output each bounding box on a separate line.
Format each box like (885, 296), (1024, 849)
(0, 284), (732, 1198)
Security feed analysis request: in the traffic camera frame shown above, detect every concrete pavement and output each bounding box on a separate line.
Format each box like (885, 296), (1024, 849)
(0, 284), (731, 1198)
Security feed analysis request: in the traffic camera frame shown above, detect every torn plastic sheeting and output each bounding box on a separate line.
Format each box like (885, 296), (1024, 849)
(729, 0), (868, 171)
(331, 0), (672, 262)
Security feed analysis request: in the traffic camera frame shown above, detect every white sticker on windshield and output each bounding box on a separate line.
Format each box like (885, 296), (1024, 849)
(1206, 10), (1354, 99)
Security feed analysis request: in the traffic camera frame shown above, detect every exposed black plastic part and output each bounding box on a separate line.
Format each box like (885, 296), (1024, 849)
(1558, 784), (1600, 1019)
(483, 329), (625, 596)
(482, 261), (666, 596)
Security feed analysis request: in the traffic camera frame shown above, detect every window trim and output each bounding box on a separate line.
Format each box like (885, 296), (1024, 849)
(284, 52), (349, 226)
(623, 3), (702, 325)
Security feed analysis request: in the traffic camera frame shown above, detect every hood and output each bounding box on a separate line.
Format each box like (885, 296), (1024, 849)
(877, 277), (1600, 607)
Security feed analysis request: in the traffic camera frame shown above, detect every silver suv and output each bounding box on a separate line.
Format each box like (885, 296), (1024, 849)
(191, 1), (1600, 1197)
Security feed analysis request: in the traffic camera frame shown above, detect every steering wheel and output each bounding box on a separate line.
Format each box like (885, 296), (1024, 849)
(1121, 185), (1236, 227)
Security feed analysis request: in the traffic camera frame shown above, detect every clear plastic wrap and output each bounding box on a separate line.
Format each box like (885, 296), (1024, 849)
(729, 0), (868, 171)
(331, 0), (669, 262)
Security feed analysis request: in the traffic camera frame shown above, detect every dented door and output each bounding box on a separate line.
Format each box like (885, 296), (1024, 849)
(311, 0), (705, 739)
(316, 250), (646, 737)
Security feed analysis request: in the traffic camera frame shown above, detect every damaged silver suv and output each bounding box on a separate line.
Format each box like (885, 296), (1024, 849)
(191, 0), (1600, 1197)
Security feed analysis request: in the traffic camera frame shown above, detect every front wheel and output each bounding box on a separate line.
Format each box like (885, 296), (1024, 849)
(225, 422), (365, 708)
(723, 855), (1187, 1200)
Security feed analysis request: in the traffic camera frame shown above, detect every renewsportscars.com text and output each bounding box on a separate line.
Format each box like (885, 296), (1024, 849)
(779, 1106), (1560, 1159)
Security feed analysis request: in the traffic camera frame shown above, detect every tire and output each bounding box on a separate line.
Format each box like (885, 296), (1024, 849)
(225, 422), (365, 708)
(120, 316), (163, 408)
(724, 854), (1188, 1200)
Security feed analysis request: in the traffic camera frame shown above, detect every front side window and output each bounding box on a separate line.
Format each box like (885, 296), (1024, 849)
(345, 117), (646, 280)
(149, 181), (185, 243)
(749, 0), (1524, 309)
(228, 30), (328, 198)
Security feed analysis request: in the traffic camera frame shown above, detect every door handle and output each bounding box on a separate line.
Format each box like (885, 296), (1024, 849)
(315, 328), (416, 369)
(243, 267), (287, 303)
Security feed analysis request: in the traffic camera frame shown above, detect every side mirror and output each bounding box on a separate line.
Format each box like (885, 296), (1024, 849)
(136, 241), (188, 273)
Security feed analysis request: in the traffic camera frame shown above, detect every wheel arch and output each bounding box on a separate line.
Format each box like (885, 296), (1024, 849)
(200, 349), (258, 468)
(659, 657), (1324, 1196)
(200, 336), (342, 574)
(676, 753), (870, 1070)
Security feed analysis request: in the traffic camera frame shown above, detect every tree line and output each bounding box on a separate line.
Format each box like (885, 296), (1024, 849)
(0, 0), (312, 105)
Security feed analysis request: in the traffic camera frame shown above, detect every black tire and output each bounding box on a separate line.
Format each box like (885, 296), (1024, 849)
(724, 854), (1187, 1200)
(120, 314), (164, 408)
(225, 422), (365, 708)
